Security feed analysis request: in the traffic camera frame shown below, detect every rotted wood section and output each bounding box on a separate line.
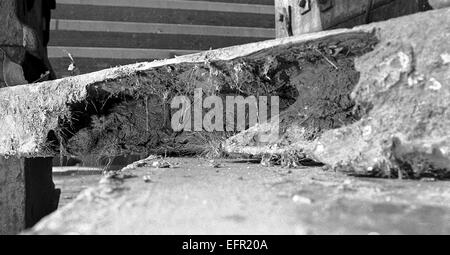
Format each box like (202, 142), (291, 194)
(0, 26), (377, 161)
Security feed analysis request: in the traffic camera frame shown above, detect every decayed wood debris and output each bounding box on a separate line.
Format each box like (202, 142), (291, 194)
(0, 26), (376, 159)
(225, 9), (450, 179)
(0, 8), (448, 179)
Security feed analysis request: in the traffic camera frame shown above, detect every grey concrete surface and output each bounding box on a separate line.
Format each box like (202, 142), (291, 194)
(30, 158), (450, 235)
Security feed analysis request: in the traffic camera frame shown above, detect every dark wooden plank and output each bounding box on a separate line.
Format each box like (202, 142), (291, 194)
(49, 30), (267, 50)
(50, 20), (275, 38)
(53, 4), (275, 28)
(55, 0), (274, 13)
(24, 158), (60, 229)
(182, 0), (274, 5)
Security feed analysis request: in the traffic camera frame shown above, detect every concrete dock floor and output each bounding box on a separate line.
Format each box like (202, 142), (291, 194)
(37, 158), (450, 234)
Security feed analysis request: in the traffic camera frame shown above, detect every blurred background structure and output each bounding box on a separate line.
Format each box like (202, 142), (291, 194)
(47, 0), (276, 77)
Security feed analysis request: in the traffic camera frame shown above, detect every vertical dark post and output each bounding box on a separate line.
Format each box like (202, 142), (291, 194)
(1, 1), (58, 233)
(24, 158), (60, 228)
(0, 157), (60, 234)
(0, 157), (26, 235)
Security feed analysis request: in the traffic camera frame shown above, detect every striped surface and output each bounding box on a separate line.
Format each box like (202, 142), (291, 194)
(48, 0), (275, 77)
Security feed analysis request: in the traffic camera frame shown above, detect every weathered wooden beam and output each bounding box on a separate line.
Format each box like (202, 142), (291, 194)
(0, 156), (25, 235)
(0, 0), (59, 235)
(0, 25), (377, 161)
(226, 8), (450, 179)
(0, 156), (59, 234)
(0, 8), (448, 180)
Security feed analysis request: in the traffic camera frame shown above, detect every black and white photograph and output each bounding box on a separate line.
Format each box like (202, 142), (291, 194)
(0, 0), (449, 240)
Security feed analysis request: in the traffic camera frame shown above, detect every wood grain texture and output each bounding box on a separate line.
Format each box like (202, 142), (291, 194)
(0, 157), (25, 235)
